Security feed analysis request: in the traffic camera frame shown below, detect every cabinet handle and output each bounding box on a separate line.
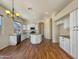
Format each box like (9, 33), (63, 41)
(76, 29), (78, 31)
(73, 29), (75, 31)
(73, 26), (76, 28)
(73, 29), (78, 31)
(73, 26), (78, 28)
(75, 26), (78, 28)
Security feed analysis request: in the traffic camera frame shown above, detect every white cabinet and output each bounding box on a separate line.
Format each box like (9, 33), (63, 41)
(59, 9), (78, 59)
(10, 35), (17, 45)
(56, 15), (70, 29)
(70, 9), (78, 59)
(64, 38), (70, 54)
(21, 34), (27, 41)
(64, 17), (70, 29)
(56, 20), (63, 25)
(30, 34), (42, 44)
(59, 37), (64, 49)
(60, 37), (70, 54)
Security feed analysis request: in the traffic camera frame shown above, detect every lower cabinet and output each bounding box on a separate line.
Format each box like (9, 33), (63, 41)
(59, 37), (64, 49)
(10, 34), (21, 45)
(21, 34), (27, 41)
(10, 35), (17, 45)
(59, 37), (70, 55)
(64, 38), (70, 54)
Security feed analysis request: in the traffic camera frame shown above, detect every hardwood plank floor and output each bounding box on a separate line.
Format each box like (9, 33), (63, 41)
(0, 39), (73, 59)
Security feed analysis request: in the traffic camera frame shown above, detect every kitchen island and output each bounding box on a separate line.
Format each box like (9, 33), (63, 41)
(30, 34), (42, 44)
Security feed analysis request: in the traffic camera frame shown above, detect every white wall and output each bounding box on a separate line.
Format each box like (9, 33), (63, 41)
(0, 6), (14, 50)
(0, 6), (26, 50)
(43, 19), (51, 39)
(52, 17), (59, 43)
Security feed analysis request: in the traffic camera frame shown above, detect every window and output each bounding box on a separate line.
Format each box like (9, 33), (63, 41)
(0, 16), (2, 33)
(13, 21), (22, 33)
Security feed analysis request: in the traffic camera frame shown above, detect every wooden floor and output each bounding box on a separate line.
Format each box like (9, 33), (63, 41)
(0, 39), (73, 59)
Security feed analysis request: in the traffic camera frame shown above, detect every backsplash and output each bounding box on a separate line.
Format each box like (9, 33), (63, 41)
(59, 24), (70, 36)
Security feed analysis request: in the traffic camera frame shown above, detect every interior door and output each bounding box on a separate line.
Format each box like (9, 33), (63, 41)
(50, 19), (53, 40)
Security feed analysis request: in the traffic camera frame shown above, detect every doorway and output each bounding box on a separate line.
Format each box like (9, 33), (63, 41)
(50, 18), (53, 41)
(38, 22), (44, 37)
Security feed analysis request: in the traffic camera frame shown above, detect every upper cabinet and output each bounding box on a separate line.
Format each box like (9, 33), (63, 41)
(55, 0), (78, 21)
(63, 15), (70, 29)
(56, 20), (63, 25)
(56, 15), (70, 29)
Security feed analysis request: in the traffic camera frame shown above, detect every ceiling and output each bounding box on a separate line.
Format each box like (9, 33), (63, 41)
(0, 0), (73, 21)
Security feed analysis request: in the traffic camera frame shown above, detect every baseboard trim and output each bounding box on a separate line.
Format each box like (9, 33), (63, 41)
(0, 45), (10, 51)
(59, 47), (74, 59)
(52, 41), (59, 43)
(53, 43), (59, 45)
(44, 38), (52, 40)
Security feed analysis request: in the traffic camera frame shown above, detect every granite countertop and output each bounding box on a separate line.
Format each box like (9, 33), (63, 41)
(60, 35), (70, 38)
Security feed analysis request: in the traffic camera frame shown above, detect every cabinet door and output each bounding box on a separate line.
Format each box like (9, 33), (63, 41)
(70, 9), (78, 59)
(64, 16), (70, 29)
(73, 9), (78, 59)
(70, 10), (74, 56)
(10, 36), (17, 45)
(59, 37), (64, 49)
(64, 38), (70, 54)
